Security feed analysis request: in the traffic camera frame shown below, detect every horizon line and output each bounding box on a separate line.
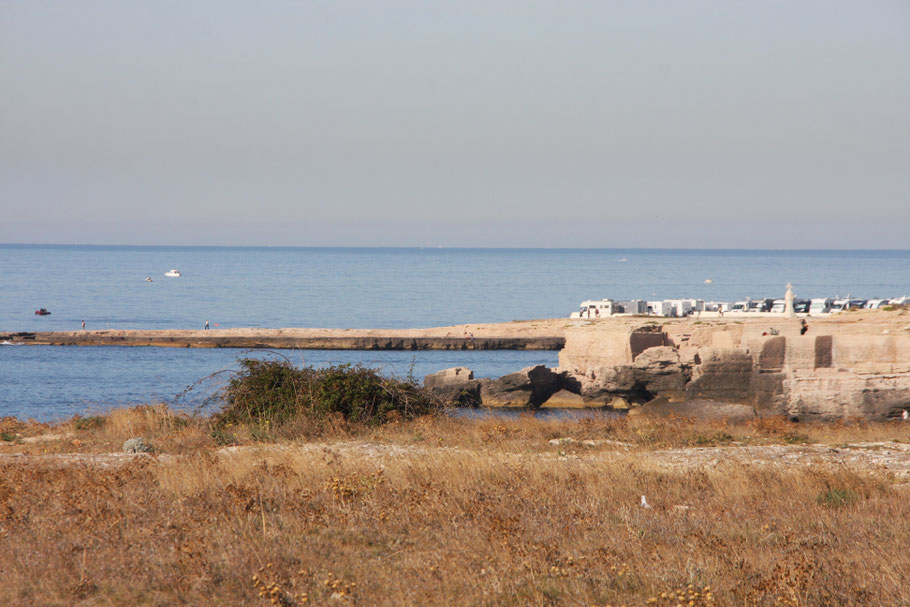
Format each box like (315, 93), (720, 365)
(1, 242), (909, 253)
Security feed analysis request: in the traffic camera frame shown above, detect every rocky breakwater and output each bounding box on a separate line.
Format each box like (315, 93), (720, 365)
(556, 310), (910, 421)
(0, 328), (565, 351)
(424, 362), (633, 410)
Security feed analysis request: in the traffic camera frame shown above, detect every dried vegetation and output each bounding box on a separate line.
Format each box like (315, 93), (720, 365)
(2, 407), (910, 606)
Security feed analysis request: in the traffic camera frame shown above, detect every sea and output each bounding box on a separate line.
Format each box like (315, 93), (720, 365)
(2, 245), (908, 421)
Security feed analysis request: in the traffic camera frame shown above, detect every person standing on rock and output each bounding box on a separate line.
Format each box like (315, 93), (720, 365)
(81, 320), (85, 330)
(800, 319), (808, 335)
(204, 320), (210, 330)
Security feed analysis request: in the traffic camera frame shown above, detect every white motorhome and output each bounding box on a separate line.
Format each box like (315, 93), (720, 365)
(809, 298), (833, 315)
(665, 299), (704, 317)
(616, 299), (648, 315)
(571, 299), (615, 319)
(730, 300), (750, 313)
(647, 300), (676, 317)
(703, 301), (732, 313)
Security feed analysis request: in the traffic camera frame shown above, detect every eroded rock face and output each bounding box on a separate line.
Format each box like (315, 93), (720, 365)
(569, 346), (687, 405)
(423, 367), (482, 407)
(540, 389), (588, 409)
(631, 346), (688, 395)
(557, 318), (910, 420)
(786, 371), (910, 421)
(480, 365), (560, 408)
(424, 367), (473, 390)
(685, 348), (755, 404)
(628, 399), (757, 423)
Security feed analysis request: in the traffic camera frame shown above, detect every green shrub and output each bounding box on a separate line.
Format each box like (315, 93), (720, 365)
(817, 488), (855, 508)
(210, 428), (239, 446)
(73, 416), (106, 431)
(215, 359), (440, 430)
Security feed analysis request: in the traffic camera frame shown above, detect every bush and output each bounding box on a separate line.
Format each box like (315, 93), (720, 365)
(215, 359), (440, 430)
(817, 488), (856, 508)
(73, 416), (106, 431)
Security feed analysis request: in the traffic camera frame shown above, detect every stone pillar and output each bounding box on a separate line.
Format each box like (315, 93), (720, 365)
(785, 283), (796, 317)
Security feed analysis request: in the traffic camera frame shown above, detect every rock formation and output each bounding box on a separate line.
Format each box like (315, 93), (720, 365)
(424, 365), (564, 408)
(423, 367), (482, 407)
(558, 313), (910, 420)
(479, 365), (560, 408)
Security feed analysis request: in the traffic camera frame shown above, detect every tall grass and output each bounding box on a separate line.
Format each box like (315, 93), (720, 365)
(1, 410), (909, 605)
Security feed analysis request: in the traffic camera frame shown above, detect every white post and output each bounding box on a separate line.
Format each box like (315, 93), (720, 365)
(785, 283), (796, 317)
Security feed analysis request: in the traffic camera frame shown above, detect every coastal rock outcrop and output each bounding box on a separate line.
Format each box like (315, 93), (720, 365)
(540, 389), (588, 409)
(423, 367), (482, 407)
(567, 346), (687, 405)
(558, 313), (910, 420)
(479, 365), (560, 408)
(628, 398), (757, 422)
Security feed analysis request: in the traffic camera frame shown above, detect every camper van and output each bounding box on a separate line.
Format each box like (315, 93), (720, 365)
(809, 298), (833, 315)
(730, 300), (750, 313)
(572, 299), (615, 319)
(829, 298), (866, 312)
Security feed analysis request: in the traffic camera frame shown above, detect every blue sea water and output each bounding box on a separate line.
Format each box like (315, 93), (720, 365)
(0, 346), (558, 422)
(1, 245), (908, 421)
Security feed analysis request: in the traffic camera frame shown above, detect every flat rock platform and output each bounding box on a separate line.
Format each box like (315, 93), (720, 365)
(0, 319), (569, 350)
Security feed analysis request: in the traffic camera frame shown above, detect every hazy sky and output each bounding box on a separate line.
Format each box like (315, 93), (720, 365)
(2, 1), (908, 247)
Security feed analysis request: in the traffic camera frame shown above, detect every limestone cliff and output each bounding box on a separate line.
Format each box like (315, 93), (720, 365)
(557, 311), (910, 420)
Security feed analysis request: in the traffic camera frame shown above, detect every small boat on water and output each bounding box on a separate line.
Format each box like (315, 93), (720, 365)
(34, 308), (51, 316)
(145, 276), (154, 282)
(164, 269), (182, 277)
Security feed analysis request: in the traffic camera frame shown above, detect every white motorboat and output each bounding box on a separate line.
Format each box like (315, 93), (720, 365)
(164, 269), (182, 277)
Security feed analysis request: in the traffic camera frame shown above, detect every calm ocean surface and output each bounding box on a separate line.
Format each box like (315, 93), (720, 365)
(2, 245), (908, 421)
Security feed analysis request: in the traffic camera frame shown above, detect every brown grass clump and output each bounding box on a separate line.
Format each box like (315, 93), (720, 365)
(1, 410), (909, 606)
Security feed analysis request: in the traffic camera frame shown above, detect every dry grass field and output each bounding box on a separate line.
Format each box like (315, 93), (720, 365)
(2, 407), (909, 606)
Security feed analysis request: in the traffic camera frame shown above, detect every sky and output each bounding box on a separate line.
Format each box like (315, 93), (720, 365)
(1, 1), (909, 248)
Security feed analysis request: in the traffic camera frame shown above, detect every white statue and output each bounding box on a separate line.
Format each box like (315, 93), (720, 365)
(785, 283), (796, 317)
